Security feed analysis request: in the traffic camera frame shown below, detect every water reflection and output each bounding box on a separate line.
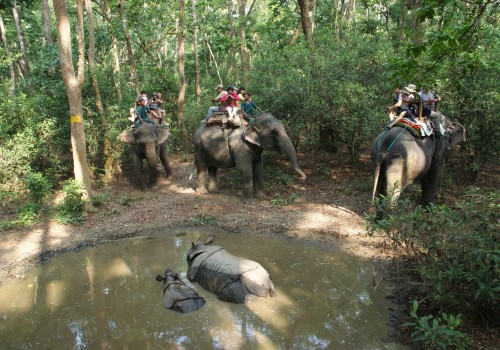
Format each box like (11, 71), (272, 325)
(0, 231), (408, 349)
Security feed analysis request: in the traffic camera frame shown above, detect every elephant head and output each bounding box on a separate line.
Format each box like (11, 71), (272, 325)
(119, 124), (172, 187)
(439, 113), (466, 148)
(243, 114), (307, 180)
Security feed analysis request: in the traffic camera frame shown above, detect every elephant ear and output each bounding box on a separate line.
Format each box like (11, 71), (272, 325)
(244, 124), (261, 147)
(442, 115), (466, 148)
(119, 130), (136, 144)
(157, 127), (170, 145)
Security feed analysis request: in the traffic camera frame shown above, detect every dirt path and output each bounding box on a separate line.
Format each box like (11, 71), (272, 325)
(0, 151), (385, 285)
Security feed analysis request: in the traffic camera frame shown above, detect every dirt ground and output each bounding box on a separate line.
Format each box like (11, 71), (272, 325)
(0, 148), (498, 348)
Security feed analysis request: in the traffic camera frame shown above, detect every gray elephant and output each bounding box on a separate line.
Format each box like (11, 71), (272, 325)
(187, 235), (275, 303)
(119, 124), (172, 187)
(156, 268), (206, 313)
(193, 113), (306, 199)
(371, 112), (466, 209)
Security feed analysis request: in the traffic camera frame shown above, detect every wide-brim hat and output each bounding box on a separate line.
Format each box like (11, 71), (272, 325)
(405, 84), (417, 93)
(216, 84), (224, 89)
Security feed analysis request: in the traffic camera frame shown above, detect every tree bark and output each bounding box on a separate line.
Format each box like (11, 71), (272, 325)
(410, 0), (423, 45)
(177, 0), (189, 151)
(101, 1), (122, 102)
(238, 0), (250, 85)
(119, 0), (140, 96)
(76, 0), (85, 89)
(53, 0), (93, 200)
(12, 0), (30, 78)
(41, 0), (54, 46)
(191, 0), (201, 99)
(297, 0), (315, 47)
(0, 14), (16, 96)
(228, 0), (237, 80)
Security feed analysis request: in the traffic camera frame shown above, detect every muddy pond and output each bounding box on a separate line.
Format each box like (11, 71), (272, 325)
(0, 230), (407, 349)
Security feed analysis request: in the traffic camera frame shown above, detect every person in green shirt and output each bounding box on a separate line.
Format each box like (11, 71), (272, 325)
(241, 93), (258, 116)
(133, 98), (156, 128)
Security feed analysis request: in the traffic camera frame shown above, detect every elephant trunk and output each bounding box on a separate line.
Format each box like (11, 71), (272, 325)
(145, 143), (158, 170)
(277, 131), (307, 180)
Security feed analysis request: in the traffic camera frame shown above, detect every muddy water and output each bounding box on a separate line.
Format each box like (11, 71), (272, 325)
(0, 231), (406, 349)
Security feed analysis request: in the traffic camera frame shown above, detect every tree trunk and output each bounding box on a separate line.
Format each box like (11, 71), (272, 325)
(191, 0), (201, 99)
(12, 0), (30, 78)
(297, 0), (315, 47)
(0, 14), (16, 96)
(85, 0), (112, 180)
(238, 0), (250, 85)
(101, 2), (122, 102)
(53, 0), (93, 200)
(76, 0), (85, 88)
(177, 0), (189, 151)
(228, 0), (237, 80)
(410, 0), (423, 45)
(41, 0), (54, 46)
(119, 0), (140, 96)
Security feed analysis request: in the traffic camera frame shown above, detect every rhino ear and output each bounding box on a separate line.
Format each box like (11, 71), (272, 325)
(205, 235), (215, 245)
(191, 242), (195, 248)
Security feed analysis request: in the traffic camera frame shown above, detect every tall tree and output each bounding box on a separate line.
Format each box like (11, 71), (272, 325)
(0, 13), (16, 96)
(191, 0), (201, 99)
(177, 0), (189, 150)
(12, 0), (30, 78)
(53, 0), (93, 200)
(228, 0), (237, 79)
(297, 0), (315, 47)
(101, 2), (122, 102)
(238, 0), (251, 85)
(119, 0), (140, 95)
(41, 0), (54, 46)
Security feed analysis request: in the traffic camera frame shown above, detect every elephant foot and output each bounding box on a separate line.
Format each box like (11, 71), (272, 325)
(196, 186), (208, 194)
(208, 185), (219, 193)
(254, 191), (266, 200)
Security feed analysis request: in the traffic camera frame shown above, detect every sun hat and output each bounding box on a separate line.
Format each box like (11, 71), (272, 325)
(405, 84), (417, 93)
(216, 84), (224, 89)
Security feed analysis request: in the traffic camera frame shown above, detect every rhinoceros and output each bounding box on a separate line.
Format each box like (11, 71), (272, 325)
(186, 235), (275, 303)
(156, 268), (206, 313)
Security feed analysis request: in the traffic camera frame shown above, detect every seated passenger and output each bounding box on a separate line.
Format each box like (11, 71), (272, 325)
(133, 98), (156, 128)
(206, 84), (228, 120)
(148, 92), (162, 124)
(241, 93), (257, 116)
(387, 84), (417, 128)
(220, 86), (241, 126)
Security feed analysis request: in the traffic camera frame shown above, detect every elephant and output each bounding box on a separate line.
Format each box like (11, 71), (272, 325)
(119, 124), (172, 188)
(193, 112), (306, 199)
(156, 268), (206, 313)
(186, 235), (275, 303)
(371, 112), (466, 210)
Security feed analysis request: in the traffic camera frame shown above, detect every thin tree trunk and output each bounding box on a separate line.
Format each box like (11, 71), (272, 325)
(0, 14), (16, 96)
(12, 0), (30, 78)
(238, 0), (250, 85)
(119, 0), (140, 95)
(177, 0), (189, 151)
(85, 0), (111, 180)
(76, 0), (85, 89)
(228, 0), (237, 80)
(410, 0), (423, 45)
(41, 0), (54, 46)
(206, 35), (222, 84)
(397, 2), (409, 42)
(191, 0), (201, 99)
(53, 0), (93, 200)
(102, 2), (122, 102)
(297, 0), (315, 47)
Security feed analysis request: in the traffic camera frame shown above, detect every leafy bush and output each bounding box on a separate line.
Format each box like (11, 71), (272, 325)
(367, 188), (499, 324)
(404, 300), (472, 350)
(54, 180), (86, 225)
(270, 192), (298, 206)
(25, 172), (52, 204)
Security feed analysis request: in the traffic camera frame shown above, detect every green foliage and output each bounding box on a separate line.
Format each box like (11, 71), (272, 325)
(189, 214), (217, 226)
(367, 188), (500, 323)
(54, 180), (86, 225)
(25, 172), (52, 204)
(271, 192), (298, 206)
(404, 300), (472, 350)
(120, 193), (131, 206)
(17, 202), (41, 225)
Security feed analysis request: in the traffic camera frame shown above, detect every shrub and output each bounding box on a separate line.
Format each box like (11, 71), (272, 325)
(25, 172), (52, 204)
(367, 188), (500, 324)
(54, 180), (86, 225)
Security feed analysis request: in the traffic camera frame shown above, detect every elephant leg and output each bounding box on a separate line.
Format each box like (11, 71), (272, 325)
(195, 151), (208, 193)
(207, 166), (218, 193)
(159, 146), (172, 178)
(384, 164), (404, 203)
(253, 158), (265, 199)
(421, 156), (445, 206)
(132, 153), (143, 188)
(145, 143), (158, 187)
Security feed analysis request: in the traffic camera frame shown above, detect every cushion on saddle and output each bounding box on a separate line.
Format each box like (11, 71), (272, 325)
(395, 119), (421, 138)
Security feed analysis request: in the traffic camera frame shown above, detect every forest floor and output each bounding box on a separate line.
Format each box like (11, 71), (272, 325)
(0, 147), (498, 348)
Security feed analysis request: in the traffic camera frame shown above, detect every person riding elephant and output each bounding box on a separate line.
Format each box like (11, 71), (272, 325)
(193, 113), (306, 199)
(119, 124), (172, 188)
(371, 112), (465, 216)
